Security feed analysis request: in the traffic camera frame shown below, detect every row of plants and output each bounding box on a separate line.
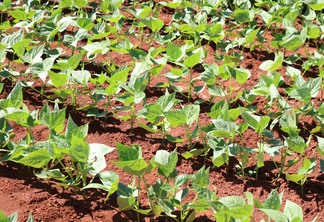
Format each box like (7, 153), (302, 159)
(0, 0), (323, 221)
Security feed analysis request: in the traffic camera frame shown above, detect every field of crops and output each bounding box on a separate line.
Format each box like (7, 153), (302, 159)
(0, 0), (323, 221)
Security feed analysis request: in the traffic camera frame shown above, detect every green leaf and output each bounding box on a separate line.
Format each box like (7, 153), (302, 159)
(245, 28), (260, 45)
(306, 77), (322, 98)
(262, 189), (281, 210)
(226, 66), (250, 84)
(116, 143), (141, 161)
(17, 149), (51, 168)
(9, 10), (27, 21)
(142, 18), (164, 32)
(280, 35), (303, 51)
(88, 143), (115, 175)
(69, 137), (90, 163)
(7, 212), (18, 222)
(241, 110), (259, 131)
(83, 171), (119, 196)
(184, 104), (200, 126)
(210, 119), (238, 138)
(316, 136), (324, 156)
(286, 131), (307, 154)
(106, 66), (131, 95)
(117, 196), (136, 211)
(285, 173), (304, 184)
(184, 51), (202, 68)
(71, 70), (91, 86)
(0, 81), (23, 109)
(0, 210), (8, 221)
(214, 205), (252, 221)
(192, 166), (209, 189)
(65, 116), (88, 142)
(40, 103), (66, 133)
(232, 9), (250, 23)
(154, 149), (178, 178)
(35, 169), (67, 181)
(165, 110), (187, 127)
(201, 63), (217, 85)
(115, 159), (148, 176)
(260, 209), (288, 222)
(320, 160), (324, 173)
(258, 116), (270, 133)
(259, 52), (283, 72)
(218, 196), (246, 209)
(166, 42), (183, 61)
(284, 200), (303, 222)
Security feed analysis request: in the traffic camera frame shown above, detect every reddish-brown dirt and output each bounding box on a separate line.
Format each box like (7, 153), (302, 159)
(0, 3), (323, 222)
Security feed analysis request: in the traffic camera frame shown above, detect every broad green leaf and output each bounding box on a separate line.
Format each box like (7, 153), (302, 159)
(154, 149), (178, 178)
(210, 119), (238, 138)
(214, 205), (252, 221)
(1, 30), (23, 48)
(320, 159), (324, 173)
(59, 0), (72, 8)
(174, 174), (190, 188)
(259, 52), (283, 72)
(201, 63), (218, 85)
(73, 0), (88, 8)
(40, 103), (66, 133)
(115, 159), (148, 176)
(260, 209), (288, 222)
(35, 169), (67, 181)
(0, 210), (8, 221)
(218, 196), (246, 209)
(286, 131), (307, 154)
(192, 166), (209, 189)
(17, 149), (51, 168)
(226, 66), (250, 84)
(182, 148), (205, 159)
(13, 39), (31, 57)
(117, 196), (136, 211)
(316, 136), (324, 156)
(142, 18), (164, 32)
(262, 189), (281, 210)
(77, 18), (94, 30)
(285, 173), (304, 184)
(116, 143), (141, 161)
(232, 9), (250, 23)
(7, 212), (18, 222)
(245, 28), (260, 45)
(284, 200), (303, 222)
(65, 116), (88, 142)
(0, 81), (23, 109)
(3, 108), (33, 127)
(241, 110), (259, 131)
(157, 92), (179, 112)
(71, 70), (91, 86)
(184, 104), (200, 126)
(49, 72), (68, 88)
(184, 51), (201, 68)
(9, 10), (27, 21)
(307, 1), (324, 11)
(258, 116), (270, 133)
(88, 143), (115, 175)
(306, 77), (322, 98)
(280, 35), (303, 51)
(106, 66), (131, 95)
(99, 171), (119, 196)
(166, 42), (183, 61)
(165, 110), (187, 127)
(69, 137), (90, 163)
(212, 148), (228, 167)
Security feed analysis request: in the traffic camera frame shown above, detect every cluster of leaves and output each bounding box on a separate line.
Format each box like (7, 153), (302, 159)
(0, 0), (323, 221)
